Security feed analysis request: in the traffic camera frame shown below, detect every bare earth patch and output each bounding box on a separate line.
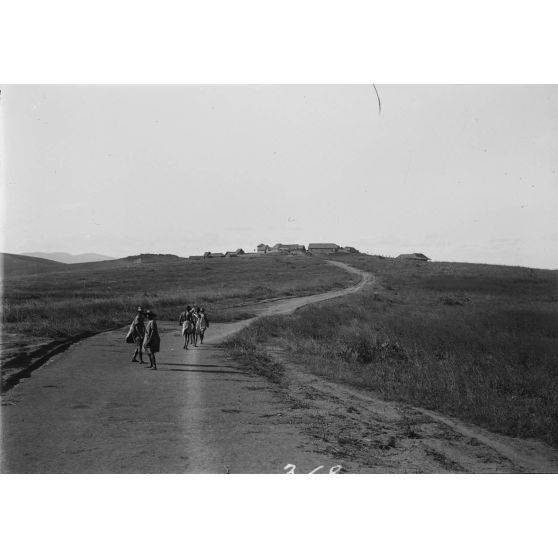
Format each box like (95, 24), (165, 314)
(260, 345), (558, 472)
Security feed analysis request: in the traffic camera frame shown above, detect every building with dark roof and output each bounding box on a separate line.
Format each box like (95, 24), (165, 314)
(271, 243), (305, 253)
(260, 243), (306, 254)
(224, 248), (245, 257)
(308, 243), (340, 254)
(396, 253), (431, 261)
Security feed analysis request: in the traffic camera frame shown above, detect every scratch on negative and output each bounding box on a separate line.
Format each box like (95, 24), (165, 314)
(372, 84), (381, 115)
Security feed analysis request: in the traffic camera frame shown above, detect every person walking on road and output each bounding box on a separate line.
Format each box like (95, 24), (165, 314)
(129, 306), (146, 363)
(179, 305), (194, 349)
(197, 307), (210, 344)
(143, 310), (160, 370)
(179, 305), (191, 328)
(190, 306), (200, 346)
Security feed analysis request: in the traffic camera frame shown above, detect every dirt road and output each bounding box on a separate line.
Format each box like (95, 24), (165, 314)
(2, 261), (558, 473)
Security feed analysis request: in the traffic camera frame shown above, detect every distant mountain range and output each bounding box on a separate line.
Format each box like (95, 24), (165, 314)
(21, 252), (115, 264)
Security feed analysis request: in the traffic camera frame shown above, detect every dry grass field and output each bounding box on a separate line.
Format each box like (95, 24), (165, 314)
(1, 254), (354, 375)
(225, 254), (558, 446)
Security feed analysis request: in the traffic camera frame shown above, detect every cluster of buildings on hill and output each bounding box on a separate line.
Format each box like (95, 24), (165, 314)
(188, 248), (245, 260)
(187, 242), (359, 259)
(186, 245), (430, 261)
(256, 243), (359, 255)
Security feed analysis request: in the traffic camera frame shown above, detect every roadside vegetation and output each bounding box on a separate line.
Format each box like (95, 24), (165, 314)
(225, 254), (558, 447)
(1, 255), (354, 371)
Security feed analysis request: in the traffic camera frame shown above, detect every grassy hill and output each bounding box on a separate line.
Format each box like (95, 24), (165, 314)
(1, 252), (67, 275)
(63, 253), (186, 271)
(2, 252), (186, 275)
(225, 254), (558, 447)
(22, 252), (115, 264)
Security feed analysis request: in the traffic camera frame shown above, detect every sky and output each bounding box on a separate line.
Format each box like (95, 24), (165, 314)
(2, 85), (557, 268)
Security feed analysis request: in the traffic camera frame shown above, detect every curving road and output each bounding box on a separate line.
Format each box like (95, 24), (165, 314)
(2, 261), (558, 473)
(0, 261), (372, 473)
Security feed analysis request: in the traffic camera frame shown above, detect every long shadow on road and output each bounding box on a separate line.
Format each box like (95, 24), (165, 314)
(158, 363), (242, 369)
(165, 369), (246, 374)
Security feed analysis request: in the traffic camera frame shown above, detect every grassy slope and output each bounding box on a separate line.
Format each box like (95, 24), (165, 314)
(1, 255), (354, 366)
(225, 255), (558, 446)
(1, 252), (67, 275)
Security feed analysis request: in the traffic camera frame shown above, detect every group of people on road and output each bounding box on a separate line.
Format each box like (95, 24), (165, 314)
(179, 305), (210, 349)
(126, 304), (210, 369)
(127, 307), (160, 370)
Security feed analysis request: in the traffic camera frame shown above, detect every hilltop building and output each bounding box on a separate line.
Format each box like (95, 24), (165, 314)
(270, 243), (306, 254)
(396, 253), (431, 261)
(200, 248), (245, 259)
(257, 243), (306, 254)
(308, 243), (340, 254)
(255, 242), (359, 256)
(225, 249), (245, 257)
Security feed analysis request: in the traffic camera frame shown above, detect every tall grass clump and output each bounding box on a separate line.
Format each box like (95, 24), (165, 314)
(228, 255), (558, 446)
